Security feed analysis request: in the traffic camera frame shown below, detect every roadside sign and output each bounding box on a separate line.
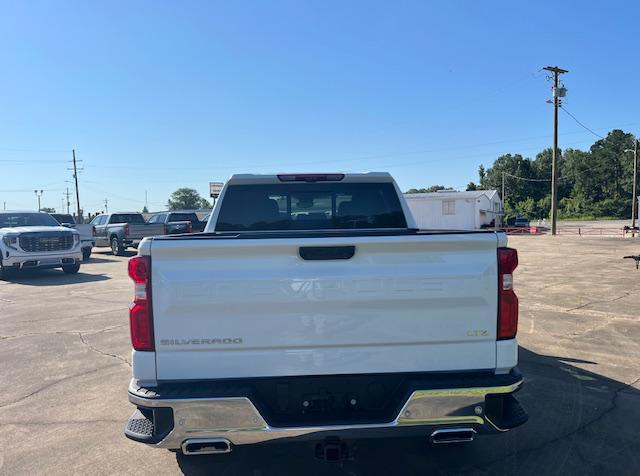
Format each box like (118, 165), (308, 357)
(209, 182), (224, 198)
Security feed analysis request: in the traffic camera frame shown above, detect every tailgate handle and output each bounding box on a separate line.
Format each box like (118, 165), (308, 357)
(299, 246), (355, 261)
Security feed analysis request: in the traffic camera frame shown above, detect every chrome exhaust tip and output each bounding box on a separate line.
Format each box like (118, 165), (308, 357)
(181, 438), (232, 455)
(430, 428), (476, 444)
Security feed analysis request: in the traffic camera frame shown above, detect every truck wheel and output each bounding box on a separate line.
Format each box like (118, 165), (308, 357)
(62, 262), (81, 274)
(111, 237), (125, 256)
(82, 248), (92, 261)
(0, 261), (12, 280)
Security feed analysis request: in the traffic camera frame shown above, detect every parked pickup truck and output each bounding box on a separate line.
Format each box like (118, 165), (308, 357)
(50, 213), (95, 261)
(0, 211), (81, 278)
(90, 212), (165, 256)
(146, 211), (206, 234)
(124, 173), (526, 459)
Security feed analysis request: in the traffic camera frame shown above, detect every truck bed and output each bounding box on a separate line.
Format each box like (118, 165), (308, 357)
(146, 229), (504, 381)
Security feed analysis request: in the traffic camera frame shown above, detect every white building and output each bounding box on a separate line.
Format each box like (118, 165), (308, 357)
(404, 189), (503, 230)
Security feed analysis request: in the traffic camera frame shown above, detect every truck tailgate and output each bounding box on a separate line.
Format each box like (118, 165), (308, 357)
(128, 224), (165, 239)
(74, 224), (94, 242)
(150, 233), (499, 380)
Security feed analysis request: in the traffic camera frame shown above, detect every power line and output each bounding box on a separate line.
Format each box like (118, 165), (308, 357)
(501, 156), (608, 186)
(0, 147), (70, 153)
(0, 159), (68, 163)
(1, 118), (624, 173)
(503, 172), (550, 182)
(0, 188), (65, 192)
(82, 129), (612, 172)
(559, 106), (605, 140)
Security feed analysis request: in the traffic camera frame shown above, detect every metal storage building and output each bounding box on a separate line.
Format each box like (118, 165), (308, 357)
(404, 189), (503, 230)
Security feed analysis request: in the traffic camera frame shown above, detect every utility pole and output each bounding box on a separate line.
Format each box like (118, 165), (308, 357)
(34, 189), (43, 211)
(65, 187), (71, 214)
(633, 140), (638, 234)
(72, 149), (82, 222)
(628, 139), (639, 236)
(104, 198), (109, 213)
(501, 172), (505, 202)
(543, 66), (568, 235)
(72, 149), (82, 221)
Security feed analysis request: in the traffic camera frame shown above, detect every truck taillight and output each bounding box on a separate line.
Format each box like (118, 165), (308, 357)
(187, 223), (193, 233)
(277, 173), (345, 182)
(163, 224), (168, 235)
(497, 247), (518, 340)
(124, 223), (130, 236)
(92, 226), (96, 237)
(128, 256), (154, 351)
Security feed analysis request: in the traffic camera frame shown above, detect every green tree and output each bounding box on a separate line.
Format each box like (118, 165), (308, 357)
(405, 185), (449, 194)
(478, 165), (486, 187)
(483, 154), (538, 206)
(142, 205), (149, 214)
(167, 188), (208, 210)
(589, 130), (634, 201)
(479, 128), (637, 220)
(466, 182), (478, 191)
(40, 207), (56, 213)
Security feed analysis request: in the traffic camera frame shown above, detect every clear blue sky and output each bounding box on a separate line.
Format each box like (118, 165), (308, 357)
(1, 0), (638, 213)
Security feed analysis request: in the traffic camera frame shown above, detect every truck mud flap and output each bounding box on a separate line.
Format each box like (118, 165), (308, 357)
(484, 393), (528, 431)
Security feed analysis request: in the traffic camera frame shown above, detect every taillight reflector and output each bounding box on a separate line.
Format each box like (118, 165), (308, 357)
(127, 256), (154, 351)
(497, 247), (519, 340)
(129, 302), (154, 350)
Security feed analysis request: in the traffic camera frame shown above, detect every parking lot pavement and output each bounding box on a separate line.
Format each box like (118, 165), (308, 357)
(1, 236), (639, 475)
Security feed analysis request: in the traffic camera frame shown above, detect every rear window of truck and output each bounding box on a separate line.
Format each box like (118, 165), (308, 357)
(216, 183), (407, 231)
(169, 213), (200, 223)
(109, 214), (145, 224)
(51, 214), (75, 224)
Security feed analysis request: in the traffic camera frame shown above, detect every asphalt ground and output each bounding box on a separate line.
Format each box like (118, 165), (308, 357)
(1, 234), (639, 475)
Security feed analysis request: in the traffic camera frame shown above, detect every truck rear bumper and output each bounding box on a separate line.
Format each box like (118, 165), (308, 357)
(125, 369), (526, 450)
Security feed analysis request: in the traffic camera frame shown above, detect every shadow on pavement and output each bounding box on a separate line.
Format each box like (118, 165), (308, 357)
(175, 346), (640, 476)
(82, 256), (119, 264)
(93, 249), (137, 258)
(2, 269), (111, 286)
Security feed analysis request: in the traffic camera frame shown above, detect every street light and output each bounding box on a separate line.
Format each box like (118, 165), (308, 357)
(34, 190), (43, 212)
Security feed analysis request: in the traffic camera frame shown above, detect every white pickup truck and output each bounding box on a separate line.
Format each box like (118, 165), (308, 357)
(0, 211), (82, 278)
(50, 213), (95, 261)
(124, 173), (526, 459)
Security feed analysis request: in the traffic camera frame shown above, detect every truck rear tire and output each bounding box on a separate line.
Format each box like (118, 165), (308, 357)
(111, 237), (125, 256)
(62, 262), (81, 274)
(0, 261), (12, 280)
(82, 248), (92, 261)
